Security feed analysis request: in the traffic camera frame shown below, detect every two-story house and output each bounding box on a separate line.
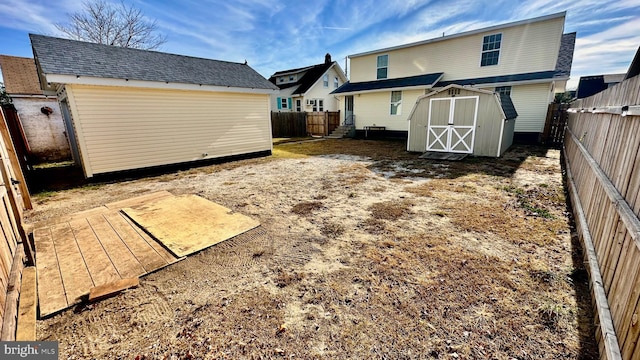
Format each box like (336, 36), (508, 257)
(269, 54), (347, 113)
(332, 12), (575, 142)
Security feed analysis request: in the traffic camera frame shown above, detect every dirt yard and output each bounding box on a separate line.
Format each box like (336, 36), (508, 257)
(28, 139), (598, 359)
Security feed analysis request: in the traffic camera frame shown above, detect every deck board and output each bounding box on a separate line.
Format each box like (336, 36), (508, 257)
(69, 218), (121, 286)
(103, 212), (169, 272)
(33, 227), (69, 316)
(85, 214), (147, 279)
(50, 222), (94, 305)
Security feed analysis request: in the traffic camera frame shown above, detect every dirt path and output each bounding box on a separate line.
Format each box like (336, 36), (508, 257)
(30, 140), (598, 359)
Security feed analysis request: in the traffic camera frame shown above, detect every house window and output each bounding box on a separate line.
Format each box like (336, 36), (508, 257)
(334, 76), (339, 88)
(313, 99), (324, 112)
(495, 86), (511, 96)
(390, 91), (402, 115)
(296, 99), (301, 111)
(280, 98), (288, 109)
(278, 77), (284, 83)
(377, 54), (388, 79)
(481, 33), (501, 66)
(289, 75), (295, 81)
(323, 74), (329, 87)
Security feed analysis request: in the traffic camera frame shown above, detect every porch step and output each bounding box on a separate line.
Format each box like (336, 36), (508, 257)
(326, 125), (355, 139)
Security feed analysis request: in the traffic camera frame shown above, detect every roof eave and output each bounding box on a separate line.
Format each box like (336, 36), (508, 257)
(45, 74), (279, 94)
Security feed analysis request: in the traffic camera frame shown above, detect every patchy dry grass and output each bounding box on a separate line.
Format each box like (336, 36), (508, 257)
(32, 139), (597, 359)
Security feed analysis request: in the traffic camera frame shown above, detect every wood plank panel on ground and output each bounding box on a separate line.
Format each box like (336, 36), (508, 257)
(122, 194), (260, 257)
(32, 192), (183, 317)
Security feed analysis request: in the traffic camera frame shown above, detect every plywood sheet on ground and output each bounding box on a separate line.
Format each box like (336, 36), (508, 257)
(32, 192), (182, 317)
(122, 195), (260, 257)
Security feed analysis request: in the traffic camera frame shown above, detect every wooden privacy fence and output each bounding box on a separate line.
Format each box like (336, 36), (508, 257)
(542, 103), (569, 147)
(271, 111), (340, 137)
(564, 74), (640, 360)
(271, 111), (306, 138)
(0, 105), (30, 341)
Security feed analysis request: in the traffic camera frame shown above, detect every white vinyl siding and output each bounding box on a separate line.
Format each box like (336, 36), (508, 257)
(354, 89), (423, 131)
(487, 83), (550, 133)
(349, 16), (564, 82)
(66, 84), (271, 177)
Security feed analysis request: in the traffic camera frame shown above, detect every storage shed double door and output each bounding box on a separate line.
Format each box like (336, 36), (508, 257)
(427, 95), (479, 153)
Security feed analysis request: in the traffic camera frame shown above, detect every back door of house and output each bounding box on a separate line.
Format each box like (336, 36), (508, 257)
(426, 96), (478, 153)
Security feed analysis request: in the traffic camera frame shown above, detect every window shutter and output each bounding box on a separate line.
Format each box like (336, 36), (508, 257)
(277, 97), (282, 110)
(288, 98), (292, 109)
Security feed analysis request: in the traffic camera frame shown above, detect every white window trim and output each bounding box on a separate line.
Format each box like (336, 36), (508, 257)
(377, 54), (389, 79)
(313, 98), (324, 112)
(323, 74), (329, 88)
(280, 97), (288, 109)
(334, 76), (339, 88)
(480, 33), (502, 67)
(390, 91), (402, 115)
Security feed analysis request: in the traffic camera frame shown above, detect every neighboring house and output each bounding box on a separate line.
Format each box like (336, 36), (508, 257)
(0, 55), (71, 162)
(576, 73), (625, 98)
(30, 34), (278, 178)
(268, 54), (347, 113)
(333, 12), (575, 143)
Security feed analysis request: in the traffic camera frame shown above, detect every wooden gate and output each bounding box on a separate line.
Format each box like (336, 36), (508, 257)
(542, 103), (569, 147)
(427, 97), (478, 153)
(306, 111), (340, 136)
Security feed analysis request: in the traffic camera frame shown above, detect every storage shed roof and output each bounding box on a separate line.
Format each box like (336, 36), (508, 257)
(29, 34), (278, 90)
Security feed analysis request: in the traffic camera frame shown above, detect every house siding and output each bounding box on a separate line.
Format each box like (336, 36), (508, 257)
(66, 84), (271, 177)
(303, 66), (344, 112)
(354, 89), (425, 131)
(489, 83), (551, 133)
(349, 16), (564, 83)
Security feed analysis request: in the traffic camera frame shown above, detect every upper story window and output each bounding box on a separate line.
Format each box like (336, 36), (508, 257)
(289, 75), (295, 81)
(334, 76), (339, 88)
(495, 86), (511, 96)
(390, 91), (402, 115)
(323, 74), (329, 87)
(377, 54), (388, 79)
(481, 33), (501, 66)
(278, 77), (285, 83)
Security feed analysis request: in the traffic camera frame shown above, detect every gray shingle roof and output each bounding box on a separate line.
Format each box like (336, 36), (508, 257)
(332, 73), (444, 94)
(498, 93), (518, 120)
(554, 32), (576, 77)
(29, 34), (277, 90)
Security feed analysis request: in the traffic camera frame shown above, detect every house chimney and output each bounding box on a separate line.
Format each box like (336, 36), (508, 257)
(325, 53), (332, 64)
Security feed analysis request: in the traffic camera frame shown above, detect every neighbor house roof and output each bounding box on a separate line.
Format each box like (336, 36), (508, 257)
(0, 55), (43, 95)
(331, 73), (444, 95)
(624, 46), (640, 80)
(269, 60), (344, 95)
(576, 73), (626, 99)
(29, 34), (278, 91)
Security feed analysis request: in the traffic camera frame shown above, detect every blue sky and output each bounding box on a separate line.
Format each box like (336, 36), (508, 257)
(1, 0), (639, 89)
